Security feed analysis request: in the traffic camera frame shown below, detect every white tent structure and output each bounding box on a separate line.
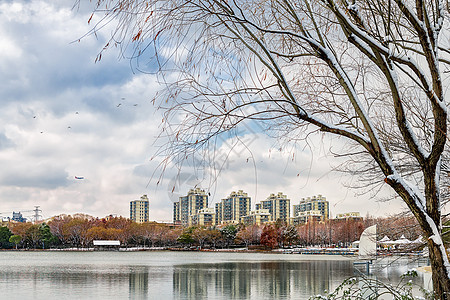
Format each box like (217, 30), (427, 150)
(379, 236), (391, 243)
(354, 232), (424, 252)
(393, 235), (411, 244)
(378, 235), (425, 251)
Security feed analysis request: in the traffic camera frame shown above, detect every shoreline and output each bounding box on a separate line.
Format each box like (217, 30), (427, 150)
(1, 247), (428, 259)
(1, 246), (354, 253)
(1, 247), (412, 257)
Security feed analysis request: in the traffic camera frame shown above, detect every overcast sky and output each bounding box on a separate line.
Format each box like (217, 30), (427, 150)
(0, 0), (407, 222)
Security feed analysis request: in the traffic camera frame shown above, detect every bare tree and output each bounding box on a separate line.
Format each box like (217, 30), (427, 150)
(84, 0), (450, 296)
(237, 224), (262, 246)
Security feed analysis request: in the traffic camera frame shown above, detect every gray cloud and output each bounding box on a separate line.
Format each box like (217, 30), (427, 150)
(0, 163), (69, 189)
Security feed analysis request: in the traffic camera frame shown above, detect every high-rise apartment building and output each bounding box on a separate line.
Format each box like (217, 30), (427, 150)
(215, 190), (251, 225)
(290, 210), (324, 225)
(173, 188), (209, 226)
(335, 212), (362, 221)
(130, 194), (150, 223)
(293, 194), (329, 221)
(241, 209), (271, 226)
(189, 208), (216, 227)
(255, 192), (290, 223)
(12, 212), (26, 223)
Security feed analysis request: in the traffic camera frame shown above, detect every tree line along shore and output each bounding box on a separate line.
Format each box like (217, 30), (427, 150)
(0, 213), (440, 251)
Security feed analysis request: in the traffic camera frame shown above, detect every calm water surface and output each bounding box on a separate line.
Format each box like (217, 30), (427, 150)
(0, 251), (427, 299)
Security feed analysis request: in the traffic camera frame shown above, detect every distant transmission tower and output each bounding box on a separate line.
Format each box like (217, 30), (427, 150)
(33, 206), (42, 223)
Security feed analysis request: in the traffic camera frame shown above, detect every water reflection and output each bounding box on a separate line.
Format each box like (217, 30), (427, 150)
(129, 272), (148, 299)
(172, 261), (354, 299)
(0, 252), (427, 300)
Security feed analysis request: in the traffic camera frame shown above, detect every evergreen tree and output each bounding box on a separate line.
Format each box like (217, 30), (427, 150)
(0, 226), (13, 249)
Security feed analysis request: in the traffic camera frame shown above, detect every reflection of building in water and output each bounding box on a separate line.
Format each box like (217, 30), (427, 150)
(292, 261), (331, 296)
(172, 262), (321, 299)
(251, 261), (343, 298)
(212, 264), (251, 299)
(129, 272), (148, 299)
(251, 262), (290, 297)
(172, 261), (354, 299)
(173, 267), (209, 300)
(173, 263), (252, 299)
(173, 263), (253, 299)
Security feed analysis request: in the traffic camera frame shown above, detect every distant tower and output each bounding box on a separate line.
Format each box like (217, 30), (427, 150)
(33, 206), (42, 223)
(130, 195), (150, 223)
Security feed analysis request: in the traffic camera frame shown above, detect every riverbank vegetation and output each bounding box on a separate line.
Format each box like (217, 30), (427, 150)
(0, 213), (431, 250)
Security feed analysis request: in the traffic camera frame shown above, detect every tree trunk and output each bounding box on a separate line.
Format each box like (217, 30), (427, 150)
(424, 168), (450, 299)
(428, 240), (450, 299)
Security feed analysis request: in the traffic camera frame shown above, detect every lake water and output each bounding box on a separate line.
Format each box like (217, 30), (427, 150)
(0, 251), (429, 299)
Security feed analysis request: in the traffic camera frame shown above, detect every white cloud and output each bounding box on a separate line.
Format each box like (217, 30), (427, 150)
(0, 0), (405, 222)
